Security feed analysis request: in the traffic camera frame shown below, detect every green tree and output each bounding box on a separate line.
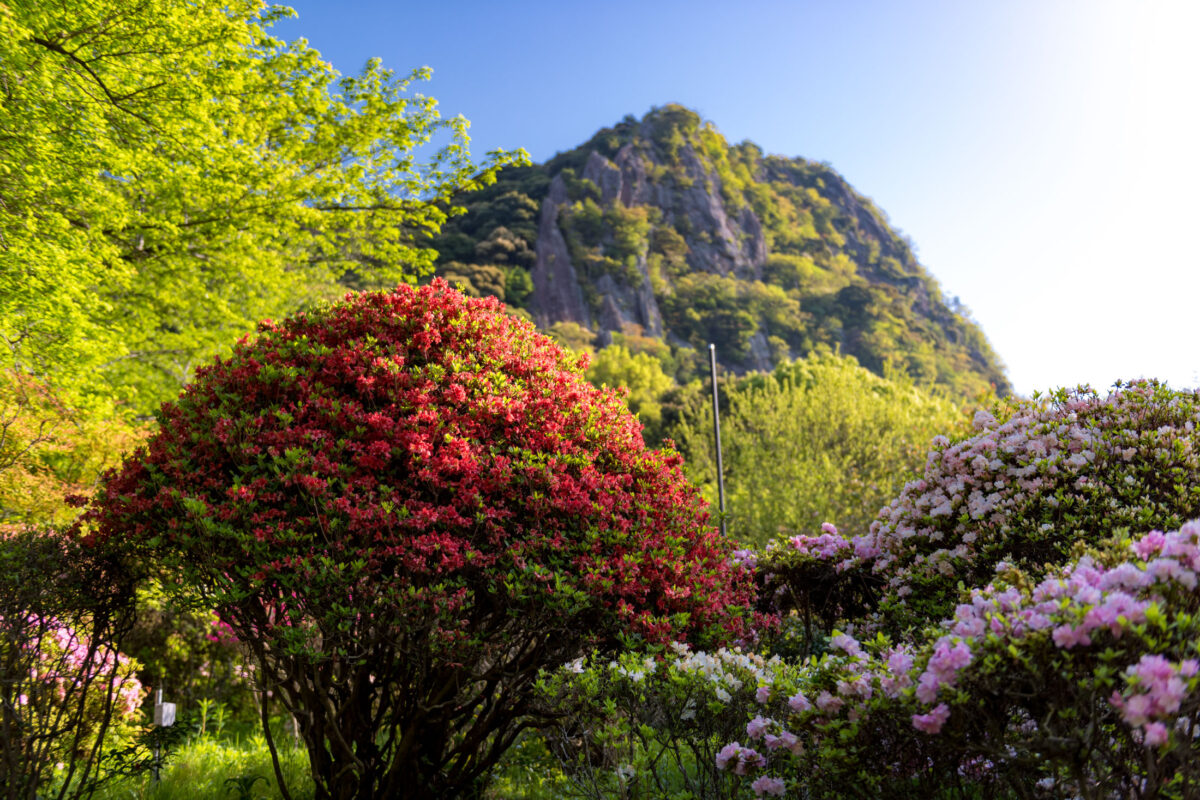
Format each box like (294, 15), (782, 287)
(670, 351), (973, 545)
(0, 0), (522, 415)
(586, 345), (674, 431)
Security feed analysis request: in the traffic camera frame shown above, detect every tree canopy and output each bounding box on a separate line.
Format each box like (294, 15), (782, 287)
(0, 0), (521, 414)
(669, 351), (972, 546)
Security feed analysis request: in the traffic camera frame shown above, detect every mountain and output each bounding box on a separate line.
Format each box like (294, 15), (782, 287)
(431, 104), (1009, 398)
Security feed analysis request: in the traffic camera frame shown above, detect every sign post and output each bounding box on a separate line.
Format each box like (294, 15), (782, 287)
(152, 686), (176, 782)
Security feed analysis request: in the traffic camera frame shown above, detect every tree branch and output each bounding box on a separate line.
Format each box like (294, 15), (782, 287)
(29, 36), (155, 125)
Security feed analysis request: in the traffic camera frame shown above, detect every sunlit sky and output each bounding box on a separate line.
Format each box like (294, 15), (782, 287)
(276, 0), (1200, 397)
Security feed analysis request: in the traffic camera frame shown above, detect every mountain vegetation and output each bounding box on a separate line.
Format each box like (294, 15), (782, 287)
(431, 104), (1009, 407)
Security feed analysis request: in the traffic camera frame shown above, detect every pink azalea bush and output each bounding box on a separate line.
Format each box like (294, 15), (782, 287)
(716, 521), (1200, 798)
(1, 527), (142, 798)
(864, 381), (1200, 630)
(559, 381), (1200, 798)
(752, 522), (880, 661)
(755, 381), (1200, 649)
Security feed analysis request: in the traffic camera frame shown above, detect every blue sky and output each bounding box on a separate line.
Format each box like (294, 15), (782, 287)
(275, 0), (1199, 396)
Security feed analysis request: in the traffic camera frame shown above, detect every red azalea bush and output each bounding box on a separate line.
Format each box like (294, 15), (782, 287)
(87, 280), (755, 800)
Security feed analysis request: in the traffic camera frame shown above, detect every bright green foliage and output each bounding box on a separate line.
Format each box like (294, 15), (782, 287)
(563, 201), (654, 285)
(544, 321), (597, 354)
(585, 345), (674, 430)
(0, 371), (146, 528)
(669, 351), (972, 546)
(0, 0), (521, 414)
(87, 733), (313, 800)
(660, 274), (807, 363)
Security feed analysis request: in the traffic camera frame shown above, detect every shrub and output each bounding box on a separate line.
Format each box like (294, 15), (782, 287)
(862, 381), (1200, 631)
(87, 280), (756, 800)
(719, 521), (1200, 799)
(539, 643), (784, 799)
(671, 352), (970, 548)
(754, 381), (1200, 640)
(0, 369), (145, 529)
(0, 527), (141, 799)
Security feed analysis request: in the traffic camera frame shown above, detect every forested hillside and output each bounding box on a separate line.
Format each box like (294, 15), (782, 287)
(432, 104), (1009, 399)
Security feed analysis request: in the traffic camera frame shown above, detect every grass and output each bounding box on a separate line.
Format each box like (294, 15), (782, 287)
(62, 726), (1022, 800)
(89, 734), (314, 800)
(82, 727), (573, 800)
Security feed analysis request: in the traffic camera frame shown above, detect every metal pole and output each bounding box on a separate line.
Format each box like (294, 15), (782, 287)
(709, 344), (727, 536)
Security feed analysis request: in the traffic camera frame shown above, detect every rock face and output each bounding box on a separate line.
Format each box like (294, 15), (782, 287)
(433, 104), (1010, 397)
(530, 175), (591, 328)
(532, 124), (769, 342)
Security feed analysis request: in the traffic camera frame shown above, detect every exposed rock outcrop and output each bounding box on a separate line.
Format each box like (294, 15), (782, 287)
(530, 175), (591, 328)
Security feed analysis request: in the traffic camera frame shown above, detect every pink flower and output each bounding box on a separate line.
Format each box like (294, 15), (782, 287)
(912, 703), (951, 734)
(1121, 693), (1154, 726)
(1052, 624), (1091, 649)
(788, 692), (812, 713)
(1143, 721), (1169, 747)
(715, 742), (740, 770)
(716, 742), (766, 774)
(815, 690), (843, 714)
(746, 716), (770, 740)
(887, 648), (914, 676)
(751, 776), (787, 797)
(755, 685), (772, 704)
(915, 670), (942, 704)
(1133, 530), (1167, 560)
(829, 633), (863, 657)
(764, 730), (801, 753)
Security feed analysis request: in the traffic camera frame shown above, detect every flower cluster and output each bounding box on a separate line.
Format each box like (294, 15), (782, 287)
(1112, 654), (1198, 746)
(757, 382), (1200, 638)
(544, 383), (1200, 798)
(3, 613), (144, 719)
(787, 523), (854, 564)
(540, 642), (790, 798)
(92, 281), (754, 652)
(715, 741), (766, 774)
